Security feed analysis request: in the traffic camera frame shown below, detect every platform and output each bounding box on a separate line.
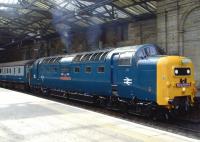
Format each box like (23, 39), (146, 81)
(0, 87), (199, 142)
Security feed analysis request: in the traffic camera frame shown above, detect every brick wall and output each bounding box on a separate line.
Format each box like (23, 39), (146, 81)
(104, 19), (157, 47)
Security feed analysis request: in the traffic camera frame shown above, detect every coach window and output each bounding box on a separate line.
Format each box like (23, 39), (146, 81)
(118, 52), (132, 66)
(74, 67), (80, 73)
(85, 67), (92, 73)
(97, 67), (105, 73)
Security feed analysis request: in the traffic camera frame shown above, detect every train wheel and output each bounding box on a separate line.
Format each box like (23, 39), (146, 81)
(41, 87), (49, 96)
(95, 96), (107, 107)
(119, 101), (128, 114)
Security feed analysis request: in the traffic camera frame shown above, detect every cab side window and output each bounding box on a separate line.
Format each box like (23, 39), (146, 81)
(118, 52), (132, 66)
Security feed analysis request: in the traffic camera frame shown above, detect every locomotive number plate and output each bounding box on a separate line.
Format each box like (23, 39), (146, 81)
(176, 83), (191, 87)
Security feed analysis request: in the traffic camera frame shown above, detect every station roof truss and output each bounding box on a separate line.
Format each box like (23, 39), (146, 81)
(0, 0), (158, 48)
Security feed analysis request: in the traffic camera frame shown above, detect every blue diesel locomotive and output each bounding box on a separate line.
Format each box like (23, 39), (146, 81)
(0, 44), (199, 116)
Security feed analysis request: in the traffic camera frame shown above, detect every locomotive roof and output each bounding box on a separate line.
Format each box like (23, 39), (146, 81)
(38, 44), (156, 64)
(0, 60), (34, 67)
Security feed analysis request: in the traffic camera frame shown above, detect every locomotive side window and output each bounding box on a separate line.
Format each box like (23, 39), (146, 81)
(85, 67), (92, 73)
(97, 67), (105, 73)
(61, 67), (70, 73)
(118, 52), (132, 66)
(74, 67), (80, 73)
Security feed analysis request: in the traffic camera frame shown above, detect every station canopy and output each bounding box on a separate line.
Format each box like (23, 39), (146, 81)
(0, 0), (157, 48)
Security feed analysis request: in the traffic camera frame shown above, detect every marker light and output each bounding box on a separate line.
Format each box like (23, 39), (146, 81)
(175, 69), (179, 75)
(187, 69), (190, 74)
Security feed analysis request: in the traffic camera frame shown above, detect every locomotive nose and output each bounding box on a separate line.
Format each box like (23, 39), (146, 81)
(157, 56), (196, 109)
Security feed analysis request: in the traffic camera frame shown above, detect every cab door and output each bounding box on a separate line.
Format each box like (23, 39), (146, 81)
(111, 52), (134, 98)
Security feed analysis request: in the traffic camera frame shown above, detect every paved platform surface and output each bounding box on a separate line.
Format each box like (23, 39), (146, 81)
(0, 87), (199, 142)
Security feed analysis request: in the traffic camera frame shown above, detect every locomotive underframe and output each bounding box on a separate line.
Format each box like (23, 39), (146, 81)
(0, 81), (199, 119)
